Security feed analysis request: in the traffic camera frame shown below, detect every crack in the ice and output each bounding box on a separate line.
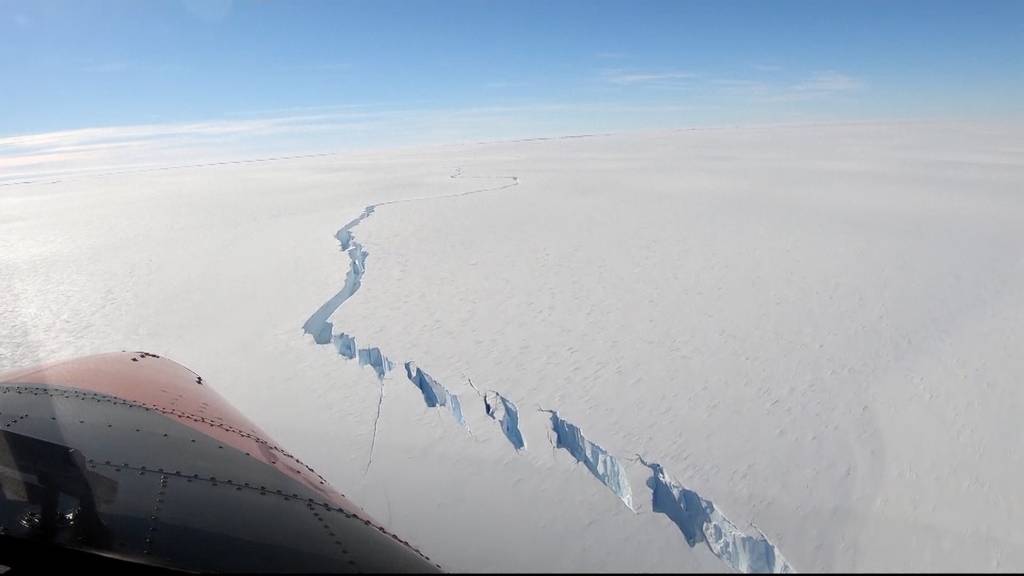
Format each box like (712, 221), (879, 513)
(489, 393), (525, 450)
(466, 378), (525, 450)
(304, 169), (517, 467)
(303, 171), (517, 351)
(541, 409), (634, 511)
(365, 382), (385, 474)
(357, 347), (394, 379)
(301, 239), (368, 345)
(636, 456), (794, 574)
(332, 332), (358, 359)
(404, 362), (466, 427)
(331, 333), (393, 379)
(302, 168), (795, 573)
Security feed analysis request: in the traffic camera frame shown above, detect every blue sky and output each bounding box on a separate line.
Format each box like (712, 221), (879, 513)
(2, 0), (1022, 176)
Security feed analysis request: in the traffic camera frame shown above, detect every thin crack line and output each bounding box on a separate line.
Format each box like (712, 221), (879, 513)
(364, 381), (385, 475)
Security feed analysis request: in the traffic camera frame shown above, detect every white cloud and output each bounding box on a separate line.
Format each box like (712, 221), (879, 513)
(484, 80), (529, 89)
(709, 71), (864, 103)
(0, 74), (863, 186)
(599, 64), (863, 106)
(712, 78), (770, 89)
(0, 104), (648, 183)
(284, 62), (352, 73)
(0, 112), (385, 183)
(181, 0), (233, 23)
(81, 60), (134, 73)
(793, 71), (864, 93)
(602, 69), (696, 87)
(768, 71), (865, 102)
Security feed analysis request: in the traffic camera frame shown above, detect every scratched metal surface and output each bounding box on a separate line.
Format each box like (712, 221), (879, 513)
(0, 358), (440, 573)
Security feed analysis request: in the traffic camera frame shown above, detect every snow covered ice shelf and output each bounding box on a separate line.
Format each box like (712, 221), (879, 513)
(3, 123), (1024, 571)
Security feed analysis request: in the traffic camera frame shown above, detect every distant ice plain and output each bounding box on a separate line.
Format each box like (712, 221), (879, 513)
(2, 123), (1023, 572)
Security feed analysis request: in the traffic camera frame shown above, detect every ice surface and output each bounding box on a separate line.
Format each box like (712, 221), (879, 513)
(4, 124), (1024, 572)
